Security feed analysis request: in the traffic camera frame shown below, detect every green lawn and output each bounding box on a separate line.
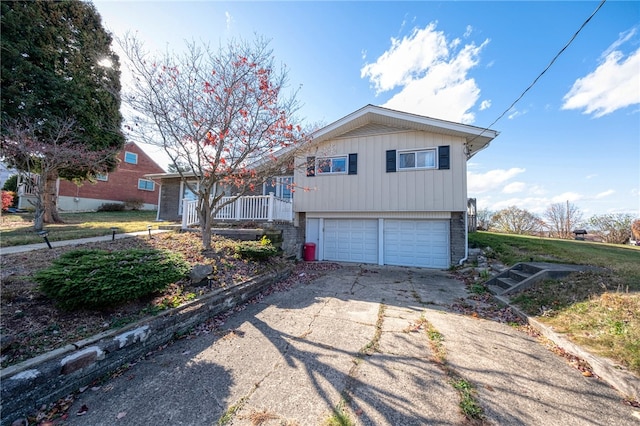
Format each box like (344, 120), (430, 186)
(469, 232), (640, 375)
(0, 210), (173, 247)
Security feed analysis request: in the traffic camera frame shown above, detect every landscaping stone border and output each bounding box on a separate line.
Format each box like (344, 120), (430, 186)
(1, 267), (291, 425)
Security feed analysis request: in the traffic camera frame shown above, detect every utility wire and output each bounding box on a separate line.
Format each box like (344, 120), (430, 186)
(470, 0), (607, 144)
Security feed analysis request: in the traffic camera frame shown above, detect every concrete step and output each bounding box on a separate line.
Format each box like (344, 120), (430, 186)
(496, 277), (519, 290)
(509, 269), (533, 282)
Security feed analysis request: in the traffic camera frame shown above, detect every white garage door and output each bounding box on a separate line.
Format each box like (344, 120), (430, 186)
(384, 220), (450, 268)
(324, 219), (378, 264)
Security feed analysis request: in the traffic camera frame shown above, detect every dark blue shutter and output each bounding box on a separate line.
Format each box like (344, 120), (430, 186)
(306, 157), (315, 177)
(386, 150), (396, 172)
(348, 153), (357, 175)
(438, 146), (450, 170)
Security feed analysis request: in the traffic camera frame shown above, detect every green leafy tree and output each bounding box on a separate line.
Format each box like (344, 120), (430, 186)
(490, 206), (543, 235)
(1, 0), (124, 225)
(588, 213), (635, 244)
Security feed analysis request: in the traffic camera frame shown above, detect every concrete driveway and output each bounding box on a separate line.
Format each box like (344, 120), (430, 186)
(64, 264), (638, 425)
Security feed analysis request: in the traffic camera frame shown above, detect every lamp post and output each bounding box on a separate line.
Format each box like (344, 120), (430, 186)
(110, 227), (118, 241)
(147, 225), (153, 239)
(37, 230), (52, 249)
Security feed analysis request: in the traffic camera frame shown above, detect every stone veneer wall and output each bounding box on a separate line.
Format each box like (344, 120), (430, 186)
(450, 211), (466, 265)
(1, 269), (290, 426)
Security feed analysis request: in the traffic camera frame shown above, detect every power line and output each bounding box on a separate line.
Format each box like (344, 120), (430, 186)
(472, 0), (607, 143)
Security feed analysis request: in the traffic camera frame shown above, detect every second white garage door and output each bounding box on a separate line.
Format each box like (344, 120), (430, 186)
(323, 219), (378, 264)
(384, 220), (450, 268)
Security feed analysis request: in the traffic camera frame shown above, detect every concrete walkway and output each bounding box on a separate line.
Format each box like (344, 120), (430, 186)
(0, 229), (171, 255)
(55, 265), (638, 425)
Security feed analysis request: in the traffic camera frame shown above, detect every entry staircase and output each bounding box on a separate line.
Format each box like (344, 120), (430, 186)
(485, 262), (600, 296)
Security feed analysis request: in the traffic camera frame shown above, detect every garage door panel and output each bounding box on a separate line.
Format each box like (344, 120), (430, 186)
(324, 219), (378, 264)
(384, 220), (449, 268)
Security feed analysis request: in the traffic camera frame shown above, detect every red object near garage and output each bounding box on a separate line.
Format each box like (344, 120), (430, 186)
(303, 242), (316, 261)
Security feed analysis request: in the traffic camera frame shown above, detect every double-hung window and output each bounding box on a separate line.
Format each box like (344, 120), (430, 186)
(95, 173), (108, 182)
(138, 179), (154, 191)
(398, 149), (436, 170)
(317, 156), (347, 174)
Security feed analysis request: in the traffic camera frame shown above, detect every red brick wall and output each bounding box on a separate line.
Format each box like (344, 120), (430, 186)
(58, 142), (165, 205)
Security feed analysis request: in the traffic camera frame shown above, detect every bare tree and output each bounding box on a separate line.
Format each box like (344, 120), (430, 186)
(588, 213), (635, 244)
(1, 119), (116, 231)
(543, 201), (584, 239)
(476, 208), (493, 231)
(120, 35), (308, 250)
(490, 206), (543, 235)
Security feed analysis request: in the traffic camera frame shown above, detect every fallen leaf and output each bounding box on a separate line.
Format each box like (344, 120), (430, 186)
(117, 412), (127, 419)
(77, 404), (89, 416)
(582, 370), (593, 377)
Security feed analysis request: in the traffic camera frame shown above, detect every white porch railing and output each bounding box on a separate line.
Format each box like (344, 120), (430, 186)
(181, 193), (293, 229)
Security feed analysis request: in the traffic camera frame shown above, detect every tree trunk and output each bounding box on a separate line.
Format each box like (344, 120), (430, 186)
(43, 170), (64, 224)
(198, 194), (213, 250)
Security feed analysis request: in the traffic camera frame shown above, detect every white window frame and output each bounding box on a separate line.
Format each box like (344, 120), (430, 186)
(95, 173), (108, 181)
(316, 155), (347, 175)
(264, 176), (293, 199)
(179, 180), (199, 215)
(124, 151), (138, 164)
(398, 148), (437, 170)
(137, 178), (154, 191)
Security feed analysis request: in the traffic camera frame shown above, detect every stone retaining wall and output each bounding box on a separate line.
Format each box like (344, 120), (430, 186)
(1, 268), (291, 426)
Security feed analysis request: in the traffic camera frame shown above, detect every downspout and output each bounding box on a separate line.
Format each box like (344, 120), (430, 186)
(458, 210), (468, 265)
(155, 181), (162, 221)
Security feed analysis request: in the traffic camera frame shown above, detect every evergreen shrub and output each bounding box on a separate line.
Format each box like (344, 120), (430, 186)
(35, 248), (190, 310)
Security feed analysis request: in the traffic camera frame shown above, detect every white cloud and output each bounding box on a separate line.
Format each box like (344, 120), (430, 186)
(562, 32), (640, 117)
(502, 182), (526, 194)
(551, 192), (583, 203)
(464, 25), (473, 38)
(479, 99), (491, 110)
(585, 174), (598, 179)
(595, 189), (615, 199)
(468, 167), (525, 193)
(225, 11), (233, 30)
(360, 22), (489, 123)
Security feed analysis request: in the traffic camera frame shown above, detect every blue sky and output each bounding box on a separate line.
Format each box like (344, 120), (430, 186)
(93, 1), (640, 217)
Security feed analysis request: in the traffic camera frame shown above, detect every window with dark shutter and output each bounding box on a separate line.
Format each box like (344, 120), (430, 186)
(438, 146), (450, 170)
(306, 156), (315, 177)
(386, 150), (396, 172)
(348, 153), (357, 175)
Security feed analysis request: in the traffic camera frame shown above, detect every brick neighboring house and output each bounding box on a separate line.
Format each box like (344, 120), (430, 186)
(18, 142), (165, 212)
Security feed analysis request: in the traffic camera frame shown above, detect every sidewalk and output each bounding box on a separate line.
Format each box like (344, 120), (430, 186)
(0, 229), (171, 255)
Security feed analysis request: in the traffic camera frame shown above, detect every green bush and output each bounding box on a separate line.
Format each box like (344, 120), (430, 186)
(97, 202), (125, 212)
(35, 248), (190, 310)
(234, 236), (279, 261)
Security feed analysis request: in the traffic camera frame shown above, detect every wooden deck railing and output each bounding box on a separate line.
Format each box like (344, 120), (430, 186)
(181, 193), (293, 229)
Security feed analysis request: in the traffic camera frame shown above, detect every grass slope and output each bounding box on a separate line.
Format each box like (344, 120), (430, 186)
(469, 232), (640, 375)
